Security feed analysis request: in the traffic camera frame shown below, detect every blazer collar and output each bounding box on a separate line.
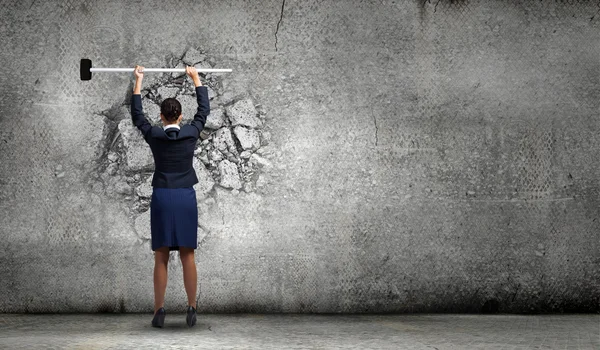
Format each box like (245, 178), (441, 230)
(163, 123), (181, 131)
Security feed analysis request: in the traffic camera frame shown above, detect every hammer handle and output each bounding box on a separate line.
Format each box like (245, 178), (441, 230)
(90, 67), (232, 73)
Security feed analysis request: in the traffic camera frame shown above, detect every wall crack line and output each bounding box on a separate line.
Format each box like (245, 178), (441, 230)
(275, 0), (286, 51)
(371, 111), (379, 147)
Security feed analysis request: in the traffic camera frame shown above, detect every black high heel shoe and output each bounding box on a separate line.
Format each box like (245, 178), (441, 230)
(186, 306), (197, 327)
(152, 307), (166, 328)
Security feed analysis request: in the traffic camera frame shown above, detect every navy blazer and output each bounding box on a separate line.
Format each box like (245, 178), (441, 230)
(131, 86), (210, 188)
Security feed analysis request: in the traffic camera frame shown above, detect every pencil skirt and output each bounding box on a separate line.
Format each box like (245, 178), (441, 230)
(150, 187), (198, 251)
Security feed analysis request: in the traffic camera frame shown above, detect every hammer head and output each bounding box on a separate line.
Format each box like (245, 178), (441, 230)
(80, 59), (92, 81)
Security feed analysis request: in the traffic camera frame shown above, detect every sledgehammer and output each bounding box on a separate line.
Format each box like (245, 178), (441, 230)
(80, 58), (232, 81)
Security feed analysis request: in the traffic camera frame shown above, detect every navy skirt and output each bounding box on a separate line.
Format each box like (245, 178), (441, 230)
(150, 187), (198, 251)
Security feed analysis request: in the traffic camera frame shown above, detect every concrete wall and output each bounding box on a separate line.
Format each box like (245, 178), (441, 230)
(0, 0), (598, 313)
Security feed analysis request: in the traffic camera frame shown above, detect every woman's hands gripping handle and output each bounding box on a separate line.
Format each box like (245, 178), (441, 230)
(132, 65), (202, 94)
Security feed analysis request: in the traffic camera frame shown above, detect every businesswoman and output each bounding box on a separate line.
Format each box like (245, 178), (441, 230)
(131, 65), (209, 328)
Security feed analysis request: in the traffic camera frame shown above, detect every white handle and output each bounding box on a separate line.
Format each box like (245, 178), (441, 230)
(90, 67), (232, 73)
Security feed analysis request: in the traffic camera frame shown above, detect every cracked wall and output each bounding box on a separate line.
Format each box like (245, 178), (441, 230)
(94, 47), (274, 248)
(0, 0), (599, 314)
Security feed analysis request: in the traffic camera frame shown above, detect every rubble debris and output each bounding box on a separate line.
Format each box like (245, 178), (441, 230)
(157, 86), (179, 100)
(218, 159), (242, 189)
(135, 175), (153, 198)
(204, 108), (225, 129)
(177, 94), (198, 123)
(114, 181), (133, 195)
(233, 126), (260, 150)
(142, 99), (161, 121)
(134, 209), (151, 240)
(207, 86), (217, 100)
(182, 47), (206, 66)
(225, 98), (263, 128)
(117, 119), (154, 171)
(193, 157), (215, 201)
(240, 150), (252, 159)
(250, 153), (273, 169)
(212, 127), (236, 153)
(107, 152), (119, 163)
(97, 47), (273, 235)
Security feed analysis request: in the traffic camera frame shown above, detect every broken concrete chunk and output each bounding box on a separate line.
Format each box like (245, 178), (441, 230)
(212, 127), (236, 153)
(207, 86), (217, 100)
(195, 61), (214, 70)
(157, 86), (179, 100)
(182, 47), (206, 66)
(177, 94), (197, 123)
(227, 155), (240, 164)
(117, 119), (154, 171)
(250, 153), (273, 169)
(243, 182), (255, 192)
(193, 157), (215, 201)
(171, 61), (186, 78)
(107, 152), (119, 163)
(136, 175), (153, 198)
(204, 108), (225, 129)
(218, 159), (242, 189)
(115, 180), (133, 195)
(209, 149), (223, 162)
(256, 144), (275, 155)
(142, 99), (161, 121)
(106, 163), (118, 176)
(240, 150), (252, 159)
(225, 98), (263, 128)
(168, 54), (182, 67)
(182, 79), (196, 93)
(218, 91), (235, 105)
(261, 131), (271, 146)
(198, 153), (209, 164)
(134, 209), (151, 240)
(256, 174), (266, 187)
(233, 125), (261, 150)
(115, 105), (131, 120)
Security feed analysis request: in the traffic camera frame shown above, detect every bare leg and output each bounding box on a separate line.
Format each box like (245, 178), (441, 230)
(154, 247), (170, 314)
(179, 247), (197, 307)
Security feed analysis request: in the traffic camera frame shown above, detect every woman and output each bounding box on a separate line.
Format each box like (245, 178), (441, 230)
(131, 64), (210, 328)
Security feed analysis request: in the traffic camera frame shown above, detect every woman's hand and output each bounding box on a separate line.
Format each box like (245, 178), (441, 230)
(133, 65), (144, 94)
(134, 65), (144, 80)
(186, 66), (202, 87)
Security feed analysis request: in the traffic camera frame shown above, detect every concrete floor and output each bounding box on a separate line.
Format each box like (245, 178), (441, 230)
(0, 313), (597, 349)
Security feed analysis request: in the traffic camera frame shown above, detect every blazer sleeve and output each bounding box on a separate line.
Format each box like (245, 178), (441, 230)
(190, 86), (210, 137)
(131, 93), (152, 143)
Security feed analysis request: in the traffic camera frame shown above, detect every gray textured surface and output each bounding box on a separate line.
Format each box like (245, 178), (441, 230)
(0, 0), (599, 314)
(0, 314), (598, 349)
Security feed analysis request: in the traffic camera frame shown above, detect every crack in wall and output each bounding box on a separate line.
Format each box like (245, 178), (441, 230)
(275, 0), (286, 51)
(591, 7), (600, 21)
(371, 111), (379, 147)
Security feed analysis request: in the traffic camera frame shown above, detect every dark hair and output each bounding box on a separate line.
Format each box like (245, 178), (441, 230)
(160, 98), (182, 122)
